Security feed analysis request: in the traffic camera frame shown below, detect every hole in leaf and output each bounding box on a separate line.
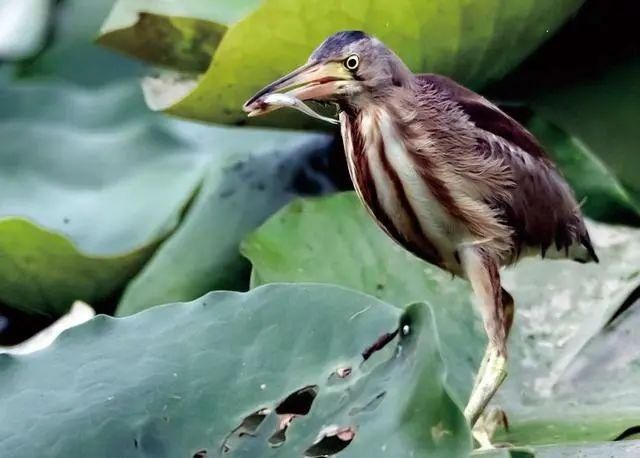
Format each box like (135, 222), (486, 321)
(192, 450), (208, 458)
(335, 367), (352, 378)
(221, 408), (270, 454)
(275, 385), (318, 415)
(304, 425), (356, 457)
(241, 408), (271, 433)
(268, 414), (295, 448)
(328, 366), (352, 385)
(267, 385), (319, 447)
(361, 329), (399, 361)
(268, 428), (286, 448)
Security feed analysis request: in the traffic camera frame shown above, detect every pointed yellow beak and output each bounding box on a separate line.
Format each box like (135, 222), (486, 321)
(243, 61), (351, 117)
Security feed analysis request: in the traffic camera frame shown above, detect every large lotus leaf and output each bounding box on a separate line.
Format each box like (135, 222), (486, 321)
(98, 0), (584, 126)
(496, 224), (640, 444)
(524, 115), (640, 224)
(496, 296), (640, 445)
(0, 81), (211, 315)
(0, 218), (153, 316)
(116, 130), (335, 316)
(0, 284), (471, 458)
(532, 61), (640, 205)
(242, 192), (640, 445)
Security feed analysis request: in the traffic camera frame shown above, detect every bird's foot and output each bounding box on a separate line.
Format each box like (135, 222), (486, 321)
(464, 351), (507, 425)
(471, 407), (509, 451)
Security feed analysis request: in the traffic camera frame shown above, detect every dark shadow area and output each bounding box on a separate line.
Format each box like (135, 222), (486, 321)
(487, 0), (640, 99)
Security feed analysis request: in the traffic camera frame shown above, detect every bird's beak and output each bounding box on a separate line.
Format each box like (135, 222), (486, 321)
(243, 61), (351, 117)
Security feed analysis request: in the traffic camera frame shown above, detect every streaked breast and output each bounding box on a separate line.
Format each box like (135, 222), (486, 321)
(340, 108), (460, 269)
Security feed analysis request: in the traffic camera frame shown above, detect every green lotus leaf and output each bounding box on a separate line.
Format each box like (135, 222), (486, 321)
(242, 192), (640, 445)
(98, 0), (585, 126)
(0, 218), (155, 317)
(116, 130), (335, 316)
(0, 284), (471, 458)
(496, 223), (640, 445)
(0, 81), (209, 315)
(525, 115), (640, 224)
(532, 61), (640, 207)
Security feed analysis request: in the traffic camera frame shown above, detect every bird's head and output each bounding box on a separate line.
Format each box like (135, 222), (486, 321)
(243, 31), (412, 119)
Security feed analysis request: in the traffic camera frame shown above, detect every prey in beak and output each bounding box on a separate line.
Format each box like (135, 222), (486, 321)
(242, 61), (353, 125)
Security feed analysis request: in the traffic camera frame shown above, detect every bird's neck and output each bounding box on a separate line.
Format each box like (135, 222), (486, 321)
(338, 89), (399, 123)
(338, 84), (472, 194)
(338, 84), (425, 150)
(340, 81), (477, 159)
(339, 90), (428, 187)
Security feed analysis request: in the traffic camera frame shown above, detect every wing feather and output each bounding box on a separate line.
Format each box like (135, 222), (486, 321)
(416, 73), (548, 159)
(415, 73), (598, 263)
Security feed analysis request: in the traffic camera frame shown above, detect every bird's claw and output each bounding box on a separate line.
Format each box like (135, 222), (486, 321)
(471, 407), (510, 451)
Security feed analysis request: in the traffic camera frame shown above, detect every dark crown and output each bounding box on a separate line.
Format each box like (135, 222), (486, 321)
(311, 30), (369, 60)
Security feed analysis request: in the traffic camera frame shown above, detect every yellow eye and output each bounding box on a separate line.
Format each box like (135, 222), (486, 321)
(344, 54), (359, 71)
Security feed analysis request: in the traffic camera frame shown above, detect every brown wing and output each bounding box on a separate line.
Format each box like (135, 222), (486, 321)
(415, 73), (598, 263)
(416, 74), (549, 158)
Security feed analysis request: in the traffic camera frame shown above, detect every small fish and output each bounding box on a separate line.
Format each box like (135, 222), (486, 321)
(244, 93), (339, 125)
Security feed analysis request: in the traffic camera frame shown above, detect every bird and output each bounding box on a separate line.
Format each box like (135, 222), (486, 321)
(243, 30), (598, 441)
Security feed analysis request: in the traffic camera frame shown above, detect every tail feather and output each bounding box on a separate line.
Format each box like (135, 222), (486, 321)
(574, 229), (599, 264)
(581, 232), (599, 263)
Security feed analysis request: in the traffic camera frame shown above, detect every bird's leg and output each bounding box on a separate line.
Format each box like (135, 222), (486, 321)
(467, 346), (493, 450)
(471, 347), (491, 395)
(470, 288), (515, 449)
(459, 247), (511, 431)
(471, 288), (514, 393)
(472, 407), (510, 449)
(466, 345), (507, 426)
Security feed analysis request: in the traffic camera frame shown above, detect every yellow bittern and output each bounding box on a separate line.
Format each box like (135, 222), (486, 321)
(244, 31), (598, 440)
